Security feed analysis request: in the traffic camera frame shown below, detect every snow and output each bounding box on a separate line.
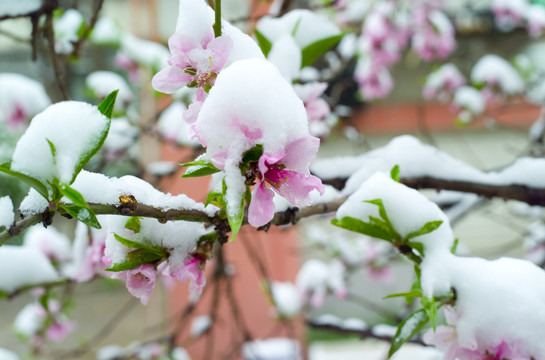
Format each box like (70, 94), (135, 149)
(19, 170), (217, 217)
(0, 196), (14, 229)
(176, 0), (264, 64)
(13, 303), (43, 337)
(271, 281), (302, 317)
(423, 252), (545, 359)
(371, 323), (397, 337)
(471, 54), (524, 94)
(103, 118), (139, 153)
(146, 161), (177, 176)
(157, 102), (200, 146)
(0, 348), (19, 360)
(195, 58), (310, 215)
(335, 172), (454, 256)
(54, 9), (84, 54)
(90, 17), (122, 45)
(313, 135), (545, 194)
(103, 215), (206, 269)
(11, 101), (110, 187)
(23, 225), (72, 262)
(453, 86), (485, 114)
(242, 338), (302, 360)
(190, 315), (212, 337)
(120, 34), (170, 69)
(296, 259), (346, 307)
(311, 314), (368, 331)
(0, 245), (59, 293)
(257, 9), (341, 49)
(0, 73), (51, 127)
(267, 35), (302, 81)
(86, 71), (133, 112)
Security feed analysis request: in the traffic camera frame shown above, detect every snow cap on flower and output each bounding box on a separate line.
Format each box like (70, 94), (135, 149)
(471, 54), (524, 95)
(0, 73), (50, 131)
(196, 58), (323, 225)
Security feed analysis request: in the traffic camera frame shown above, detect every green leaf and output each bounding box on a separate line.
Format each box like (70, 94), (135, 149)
(451, 238), (459, 254)
(59, 204), (101, 229)
(331, 216), (392, 241)
(405, 220), (443, 241)
(0, 161), (49, 199)
(46, 138), (57, 160)
(227, 200), (244, 242)
(59, 183), (88, 208)
(407, 241), (424, 257)
(180, 160), (221, 178)
(388, 309), (429, 358)
(241, 144), (263, 165)
(421, 296), (438, 331)
(199, 231), (218, 244)
(254, 28), (272, 57)
(97, 90), (119, 119)
(125, 217), (142, 233)
(390, 165), (400, 182)
(113, 233), (165, 257)
(383, 290), (422, 300)
(70, 91), (117, 184)
(205, 191), (224, 207)
(182, 166), (221, 178)
(301, 33), (344, 68)
(105, 248), (162, 272)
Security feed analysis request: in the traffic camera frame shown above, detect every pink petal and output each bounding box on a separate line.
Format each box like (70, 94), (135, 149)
(125, 264), (157, 305)
(152, 66), (191, 94)
(248, 182), (276, 227)
(208, 35), (233, 72)
(168, 32), (198, 57)
(268, 168), (324, 207)
(258, 151), (284, 177)
(282, 136), (320, 172)
(231, 117), (263, 140)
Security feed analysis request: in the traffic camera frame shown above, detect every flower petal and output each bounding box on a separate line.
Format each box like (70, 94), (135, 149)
(248, 182), (276, 227)
(269, 168), (324, 207)
(282, 136), (320, 172)
(208, 35), (233, 73)
(152, 66), (191, 94)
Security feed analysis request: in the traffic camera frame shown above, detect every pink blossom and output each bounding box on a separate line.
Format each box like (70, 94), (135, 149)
(424, 306), (532, 360)
(170, 256), (206, 295)
(152, 31), (232, 97)
(355, 62), (394, 100)
(74, 237), (108, 282)
(293, 82), (331, 124)
(248, 137), (325, 227)
(114, 53), (139, 84)
(6, 102), (28, 131)
(46, 321), (76, 342)
(112, 264), (157, 305)
(411, 10), (455, 62)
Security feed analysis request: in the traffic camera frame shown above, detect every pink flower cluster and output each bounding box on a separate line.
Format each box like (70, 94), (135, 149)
(109, 255), (206, 305)
(424, 306), (531, 360)
(152, 30), (232, 141)
(356, 0), (455, 100)
(423, 63), (466, 102)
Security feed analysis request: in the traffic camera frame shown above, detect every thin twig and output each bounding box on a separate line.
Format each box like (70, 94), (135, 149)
(44, 10), (69, 100)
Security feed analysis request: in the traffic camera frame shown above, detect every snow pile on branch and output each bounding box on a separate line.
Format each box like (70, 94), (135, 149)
(0, 246), (59, 293)
(312, 135), (545, 194)
(11, 101), (110, 186)
(19, 170), (217, 217)
(336, 172), (545, 359)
